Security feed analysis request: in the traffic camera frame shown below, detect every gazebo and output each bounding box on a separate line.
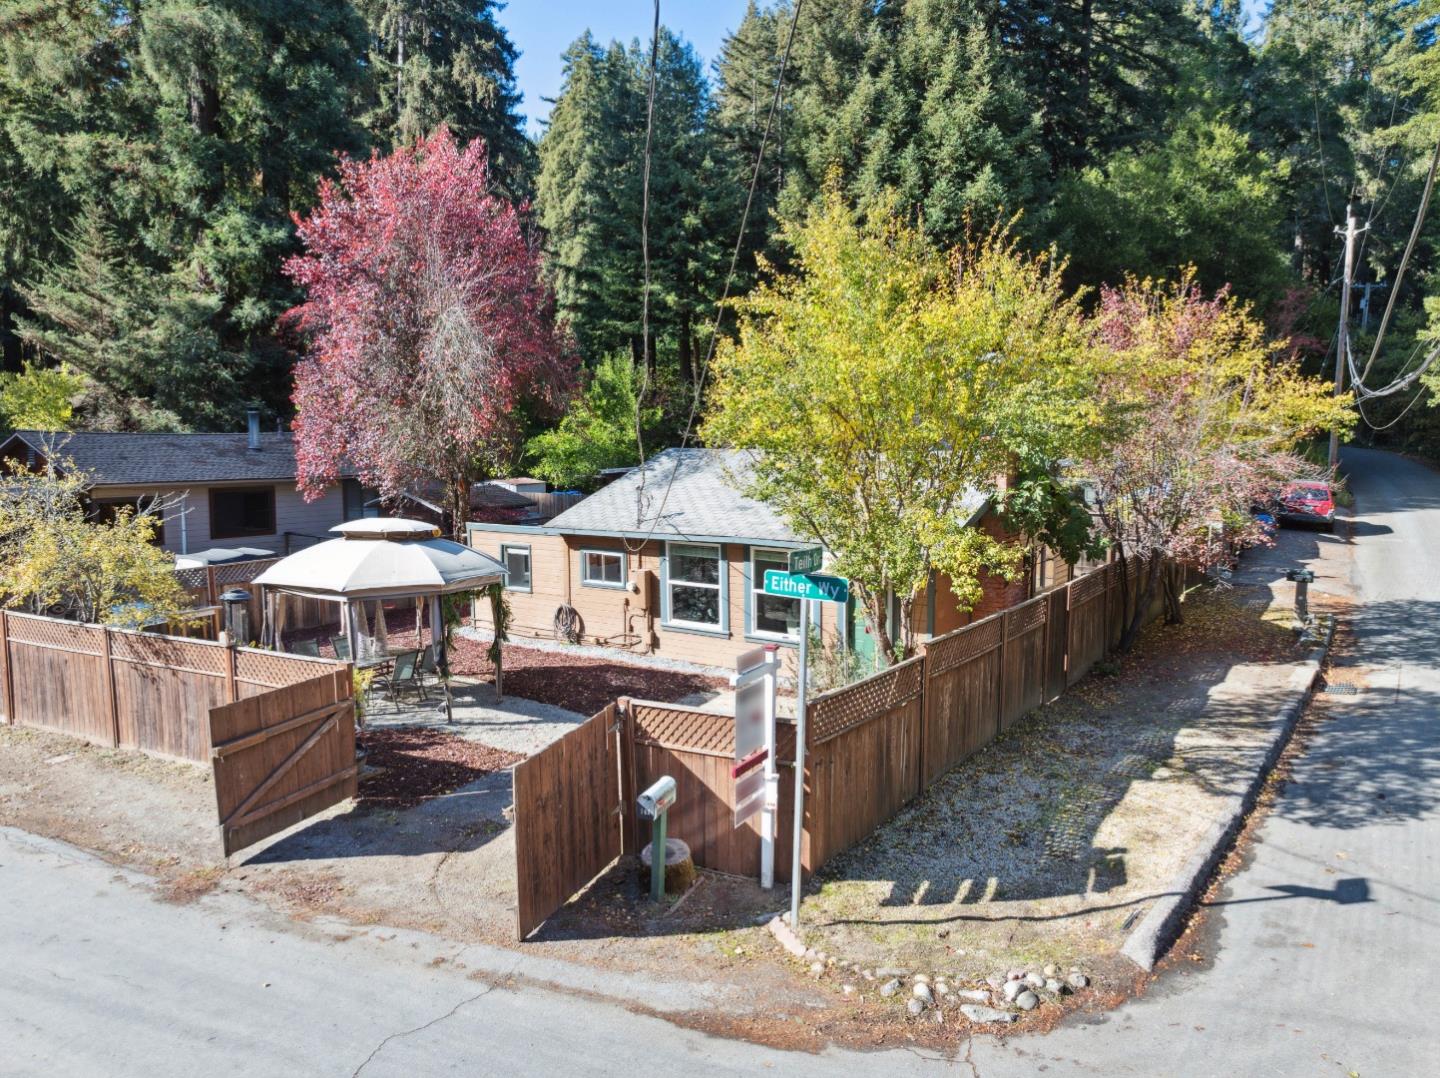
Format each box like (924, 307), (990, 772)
(252, 518), (506, 678)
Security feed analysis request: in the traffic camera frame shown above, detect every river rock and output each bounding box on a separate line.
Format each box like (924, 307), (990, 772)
(1016, 990), (1039, 1011)
(913, 983), (934, 1005)
(955, 989), (990, 1004)
(960, 1004), (1017, 1025)
(1043, 963), (1059, 978)
(876, 967), (911, 979)
(1002, 980), (1025, 1003)
(1068, 972), (1090, 990)
(907, 998), (927, 1017)
(880, 979), (901, 998)
(1023, 972), (1045, 989)
(1045, 978), (1065, 994)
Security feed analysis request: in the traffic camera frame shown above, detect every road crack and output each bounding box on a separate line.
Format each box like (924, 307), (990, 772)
(350, 982), (496, 1076)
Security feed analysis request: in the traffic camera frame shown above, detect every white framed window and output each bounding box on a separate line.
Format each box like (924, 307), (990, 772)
(750, 548), (800, 640)
(581, 548), (626, 589)
(501, 544), (531, 592)
(665, 541), (723, 630)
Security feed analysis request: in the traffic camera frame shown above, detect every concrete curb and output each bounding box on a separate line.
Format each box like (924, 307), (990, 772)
(1120, 614), (1336, 973)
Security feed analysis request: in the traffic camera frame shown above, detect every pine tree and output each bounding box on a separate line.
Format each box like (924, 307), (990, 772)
(356, 0), (533, 195)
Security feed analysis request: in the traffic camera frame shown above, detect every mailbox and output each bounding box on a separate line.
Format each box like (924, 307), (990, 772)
(638, 776), (676, 818)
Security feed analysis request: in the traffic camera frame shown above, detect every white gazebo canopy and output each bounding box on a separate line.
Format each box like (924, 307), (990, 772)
(252, 518), (506, 600)
(251, 518), (506, 681)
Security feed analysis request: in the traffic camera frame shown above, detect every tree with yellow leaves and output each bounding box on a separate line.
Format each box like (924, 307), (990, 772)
(703, 193), (1098, 664)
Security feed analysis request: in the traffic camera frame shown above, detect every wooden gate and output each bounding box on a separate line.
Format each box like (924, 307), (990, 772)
(513, 704), (625, 939)
(209, 669), (357, 856)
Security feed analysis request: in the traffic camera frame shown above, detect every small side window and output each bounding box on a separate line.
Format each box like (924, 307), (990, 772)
(501, 544), (531, 592)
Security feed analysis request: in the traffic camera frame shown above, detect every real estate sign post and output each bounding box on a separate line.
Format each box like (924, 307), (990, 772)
(764, 568), (849, 931)
(731, 644), (779, 888)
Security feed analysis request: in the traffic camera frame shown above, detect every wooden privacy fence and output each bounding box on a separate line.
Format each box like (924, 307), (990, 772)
(0, 609), (347, 764)
(513, 555), (1185, 938)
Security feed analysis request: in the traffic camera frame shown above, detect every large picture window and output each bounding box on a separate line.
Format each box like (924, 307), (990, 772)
(750, 548), (800, 640)
(209, 486), (276, 539)
(501, 544), (531, 592)
(581, 549), (626, 588)
(666, 542), (723, 630)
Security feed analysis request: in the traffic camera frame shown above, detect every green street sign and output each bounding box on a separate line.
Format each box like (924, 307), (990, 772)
(763, 570), (849, 604)
(787, 546), (824, 575)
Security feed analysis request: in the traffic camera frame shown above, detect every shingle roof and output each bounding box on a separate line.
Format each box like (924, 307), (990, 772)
(2, 429), (343, 486)
(547, 448), (805, 544)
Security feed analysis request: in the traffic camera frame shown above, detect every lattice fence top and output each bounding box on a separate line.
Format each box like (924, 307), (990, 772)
(925, 615), (1003, 675)
(632, 702), (735, 755)
(1069, 566), (1109, 605)
(109, 631), (229, 674)
(174, 567), (210, 591)
(1007, 594), (1048, 637)
(212, 559), (280, 586)
(810, 656), (924, 745)
(6, 613), (104, 655)
(235, 649), (341, 688)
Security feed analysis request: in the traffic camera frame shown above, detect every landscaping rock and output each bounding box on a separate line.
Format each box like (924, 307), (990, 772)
(960, 1004), (1017, 1025)
(1068, 972), (1090, 990)
(842, 985), (856, 996)
(913, 984), (934, 1005)
(986, 975), (1005, 990)
(955, 989), (990, 1004)
(1007, 969), (1024, 981)
(907, 998), (927, 1018)
(804, 948), (818, 961)
(1045, 978), (1065, 994)
(880, 979), (901, 998)
(935, 983), (950, 997)
(1002, 980), (1025, 1003)
(1016, 990), (1039, 1011)
(913, 973), (931, 985)
(876, 967), (911, 979)
(862, 969), (875, 981)
(1023, 971), (1045, 989)
(809, 961), (825, 976)
(1043, 963), (1060, 979)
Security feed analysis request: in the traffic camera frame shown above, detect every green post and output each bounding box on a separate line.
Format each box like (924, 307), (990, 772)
(650, 810), (667, 902)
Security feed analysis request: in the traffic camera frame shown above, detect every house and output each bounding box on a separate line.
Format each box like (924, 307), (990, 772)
(0, 412), (362, 559)
(468, 448), (1071, 671)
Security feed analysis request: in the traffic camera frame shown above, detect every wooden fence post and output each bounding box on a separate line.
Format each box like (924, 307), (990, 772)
(0, 610), (12, 725)
(916, 645), (929, 789)
(100, 626), (120, 747)
(996, 611), (1009, 737)
(221, 632), (238, 703)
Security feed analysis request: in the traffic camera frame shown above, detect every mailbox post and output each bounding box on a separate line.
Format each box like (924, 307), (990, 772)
(637, 776), (677, 902)
(1286, 568), (1316, 622)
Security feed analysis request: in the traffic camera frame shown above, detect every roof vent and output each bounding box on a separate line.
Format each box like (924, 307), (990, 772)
(246, 408), (261, 450)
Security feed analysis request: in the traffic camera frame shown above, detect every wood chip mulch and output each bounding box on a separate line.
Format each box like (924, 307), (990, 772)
(357, 727), (522, 810)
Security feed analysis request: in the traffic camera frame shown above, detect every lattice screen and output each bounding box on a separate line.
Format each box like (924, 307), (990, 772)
(810, 657), (923, 745)
(1007, 594), (1048, 638)
(925, 615), (1003, 675)
(213, 559), (280, 586)
(632, 703), (735, 755)
(109, 631), (228, 674)
(6, 614), (104, 655)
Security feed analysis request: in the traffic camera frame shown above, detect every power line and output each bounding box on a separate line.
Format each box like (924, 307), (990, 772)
(623, 0), (805, 551)
(1358, 132), (1440, 384)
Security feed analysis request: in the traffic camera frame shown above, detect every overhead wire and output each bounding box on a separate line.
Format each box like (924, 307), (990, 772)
(623, 0), (806, 552)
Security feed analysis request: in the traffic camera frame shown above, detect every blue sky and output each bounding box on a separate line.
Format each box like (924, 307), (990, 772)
(499, 1), (1273, 136)
(498, 1), (756, 134)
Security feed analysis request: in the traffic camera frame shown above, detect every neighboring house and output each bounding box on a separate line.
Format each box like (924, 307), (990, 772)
(374, 479), (582, 529)
(468, 447), (1069, 671)
(0, 413), (361, 558)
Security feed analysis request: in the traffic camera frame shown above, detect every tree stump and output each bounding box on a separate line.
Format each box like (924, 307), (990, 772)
(639, 837), (696, 895)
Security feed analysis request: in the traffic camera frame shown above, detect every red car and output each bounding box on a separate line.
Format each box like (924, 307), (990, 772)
(1277, 481), (1336, 530)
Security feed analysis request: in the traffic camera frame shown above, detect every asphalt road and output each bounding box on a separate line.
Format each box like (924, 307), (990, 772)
(2, 447), (1436, 1077)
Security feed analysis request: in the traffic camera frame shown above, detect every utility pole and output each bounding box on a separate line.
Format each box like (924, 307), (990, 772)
(1330, 201), (1361, 471)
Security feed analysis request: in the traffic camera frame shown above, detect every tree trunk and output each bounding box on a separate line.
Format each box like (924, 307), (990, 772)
(678, 310), (693, 384)
(1117, 553), (1164, 653)
(1164, 563), (1185, 625)
(862, 586), (900, 667)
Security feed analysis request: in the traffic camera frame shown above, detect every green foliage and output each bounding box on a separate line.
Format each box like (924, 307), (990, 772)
(0, 361), (83, 431)
(526, 354), (660, 490)
(704, 193), (1096, 662)
(997, 464), (1106, 568)
(1054, 113), (1293, 303)
(0, 452), (189, 627)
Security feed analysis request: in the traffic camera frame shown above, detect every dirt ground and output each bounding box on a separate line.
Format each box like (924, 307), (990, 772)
(798, 586), (1314, 981)
(0, 533), (1346, 1051)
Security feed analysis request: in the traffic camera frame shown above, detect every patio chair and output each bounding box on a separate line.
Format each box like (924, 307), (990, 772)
(330, 635), (351, 661)
(292, 639), (321, 658)
(376, 649), (427, 703)
(418, 647), (441, 688)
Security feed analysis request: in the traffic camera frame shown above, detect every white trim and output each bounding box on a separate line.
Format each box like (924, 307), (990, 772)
(580, 548), (627, 589)
(663, 541), (726, 632)
(749, 546), (801, 642)
(500, 543), (532, 593)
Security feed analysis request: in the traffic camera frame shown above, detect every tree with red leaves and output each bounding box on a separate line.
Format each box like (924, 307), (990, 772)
(1080, 274), (1352, 650)
(285, 128), (575, 534)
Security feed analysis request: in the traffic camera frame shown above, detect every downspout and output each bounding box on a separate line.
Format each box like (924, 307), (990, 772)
(179, 492), (189, 555)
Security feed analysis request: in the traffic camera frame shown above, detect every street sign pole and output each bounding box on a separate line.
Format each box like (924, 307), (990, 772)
(790, 598), (809, 931)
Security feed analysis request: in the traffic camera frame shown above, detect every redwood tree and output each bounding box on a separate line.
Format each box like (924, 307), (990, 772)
(285, 129), (575, 532)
